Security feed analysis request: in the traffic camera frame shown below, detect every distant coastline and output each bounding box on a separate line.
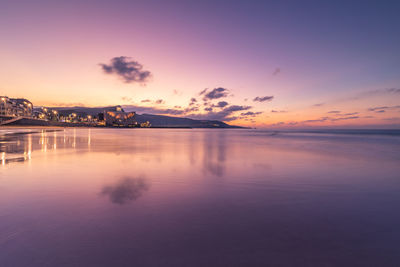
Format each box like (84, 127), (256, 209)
(0, 115), (247, 129)
(1, 97), (246, 128)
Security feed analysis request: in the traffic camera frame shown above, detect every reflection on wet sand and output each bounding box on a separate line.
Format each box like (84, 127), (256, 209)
(1, 128), (400, 266)
(0, 129), (91, 165)
(100, 176), (150, 205)
(202, 131), (227, 177)
(0, 129), (229, 179)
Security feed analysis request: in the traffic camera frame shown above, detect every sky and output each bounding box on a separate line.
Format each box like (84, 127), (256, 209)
(1, 0), (400, 128)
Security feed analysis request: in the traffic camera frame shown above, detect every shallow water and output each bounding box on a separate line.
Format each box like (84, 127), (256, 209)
(1, 128), (400, 266)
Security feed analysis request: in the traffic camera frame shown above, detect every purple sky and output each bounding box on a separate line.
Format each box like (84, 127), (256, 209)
(1, 0), (400, 127)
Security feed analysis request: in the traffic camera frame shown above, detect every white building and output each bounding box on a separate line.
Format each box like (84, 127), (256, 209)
(0, 96), (33, 117)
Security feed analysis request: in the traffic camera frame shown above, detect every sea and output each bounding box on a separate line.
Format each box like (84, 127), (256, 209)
(1, 127), (400, 266)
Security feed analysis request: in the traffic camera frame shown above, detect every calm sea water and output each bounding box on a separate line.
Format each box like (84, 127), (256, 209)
(1, 128), (400, 266)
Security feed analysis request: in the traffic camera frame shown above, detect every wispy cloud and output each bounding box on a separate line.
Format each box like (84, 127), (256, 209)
(100, 56), (151, 84)
(368, 105), (400, 112)
(303, 117), (330, 123)
(123, 105), (185, 115)
(241, 111), (263, 116)
(137, 99), (165, 104)
(199, 88), (208, 96)
(364, 88), (400, 96)
(339, 88), (400, 102)
(342, 112), (359, 116)
(272, 68), (281, 76)
(312, 103), (325, 107)
(302, 115), (361, 123)
(253, 96), (274, 102)
(330, 116), (360, 121)
(46, 102), (87, 107)
(173, 89), (182, 96)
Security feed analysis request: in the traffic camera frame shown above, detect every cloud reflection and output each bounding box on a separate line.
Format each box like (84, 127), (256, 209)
(100, 177), (150, 205)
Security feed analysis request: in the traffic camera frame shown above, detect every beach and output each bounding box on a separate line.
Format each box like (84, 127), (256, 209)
(1, 128), (400, 266)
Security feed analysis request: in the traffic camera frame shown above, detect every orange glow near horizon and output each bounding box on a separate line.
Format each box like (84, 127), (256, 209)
(1, 1), (399, 128)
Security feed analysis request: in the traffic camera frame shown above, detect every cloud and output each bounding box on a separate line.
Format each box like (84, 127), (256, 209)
(100, 56), (151, 84)
(368, 105), (400, 113)
(365, 88), (400, 95)
(100, 176), (150, 205)
(189, 98), (197, 106)
(241, 111), (263, 116)
(224, 105), (252, 112)
(383, 117), (400, 121)
(123, 105), (185, 115)
(343, 112), (359, 116)
(339, 88), (400, 102)
(188, 105), (252, 121)
(331, 116), (360, 121)
(173, 89), (182, 95)
(272, 68), (281, 76)
(199, 88), (208, 95)
(121, 96), (133, 102)
(327, 110), (341, 114)
(270, 122), (286, 126)
(302, 115), (361, 123)
(185, 106), (199, 113)
(122, 86), (263, 123)
(214, 101), (229, 108)
(221, 116), (239, 122)
(303, 117), (330, 123)
(138, 99), (165, 104)
(312, 103), (325, 107)
(253, 96), (274, 102)
(385, 88), (400, 93)
(46, 102), (87, 107)
(368, 106), (389, 111)
(271, 110), (287, 113)
(202, 87), (229, 100)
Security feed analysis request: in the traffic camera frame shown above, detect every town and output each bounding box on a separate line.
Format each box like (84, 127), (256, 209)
(0, 96), (150, 127)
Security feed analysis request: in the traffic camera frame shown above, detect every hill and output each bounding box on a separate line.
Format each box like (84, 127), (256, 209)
(47, 106), (244, 128)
